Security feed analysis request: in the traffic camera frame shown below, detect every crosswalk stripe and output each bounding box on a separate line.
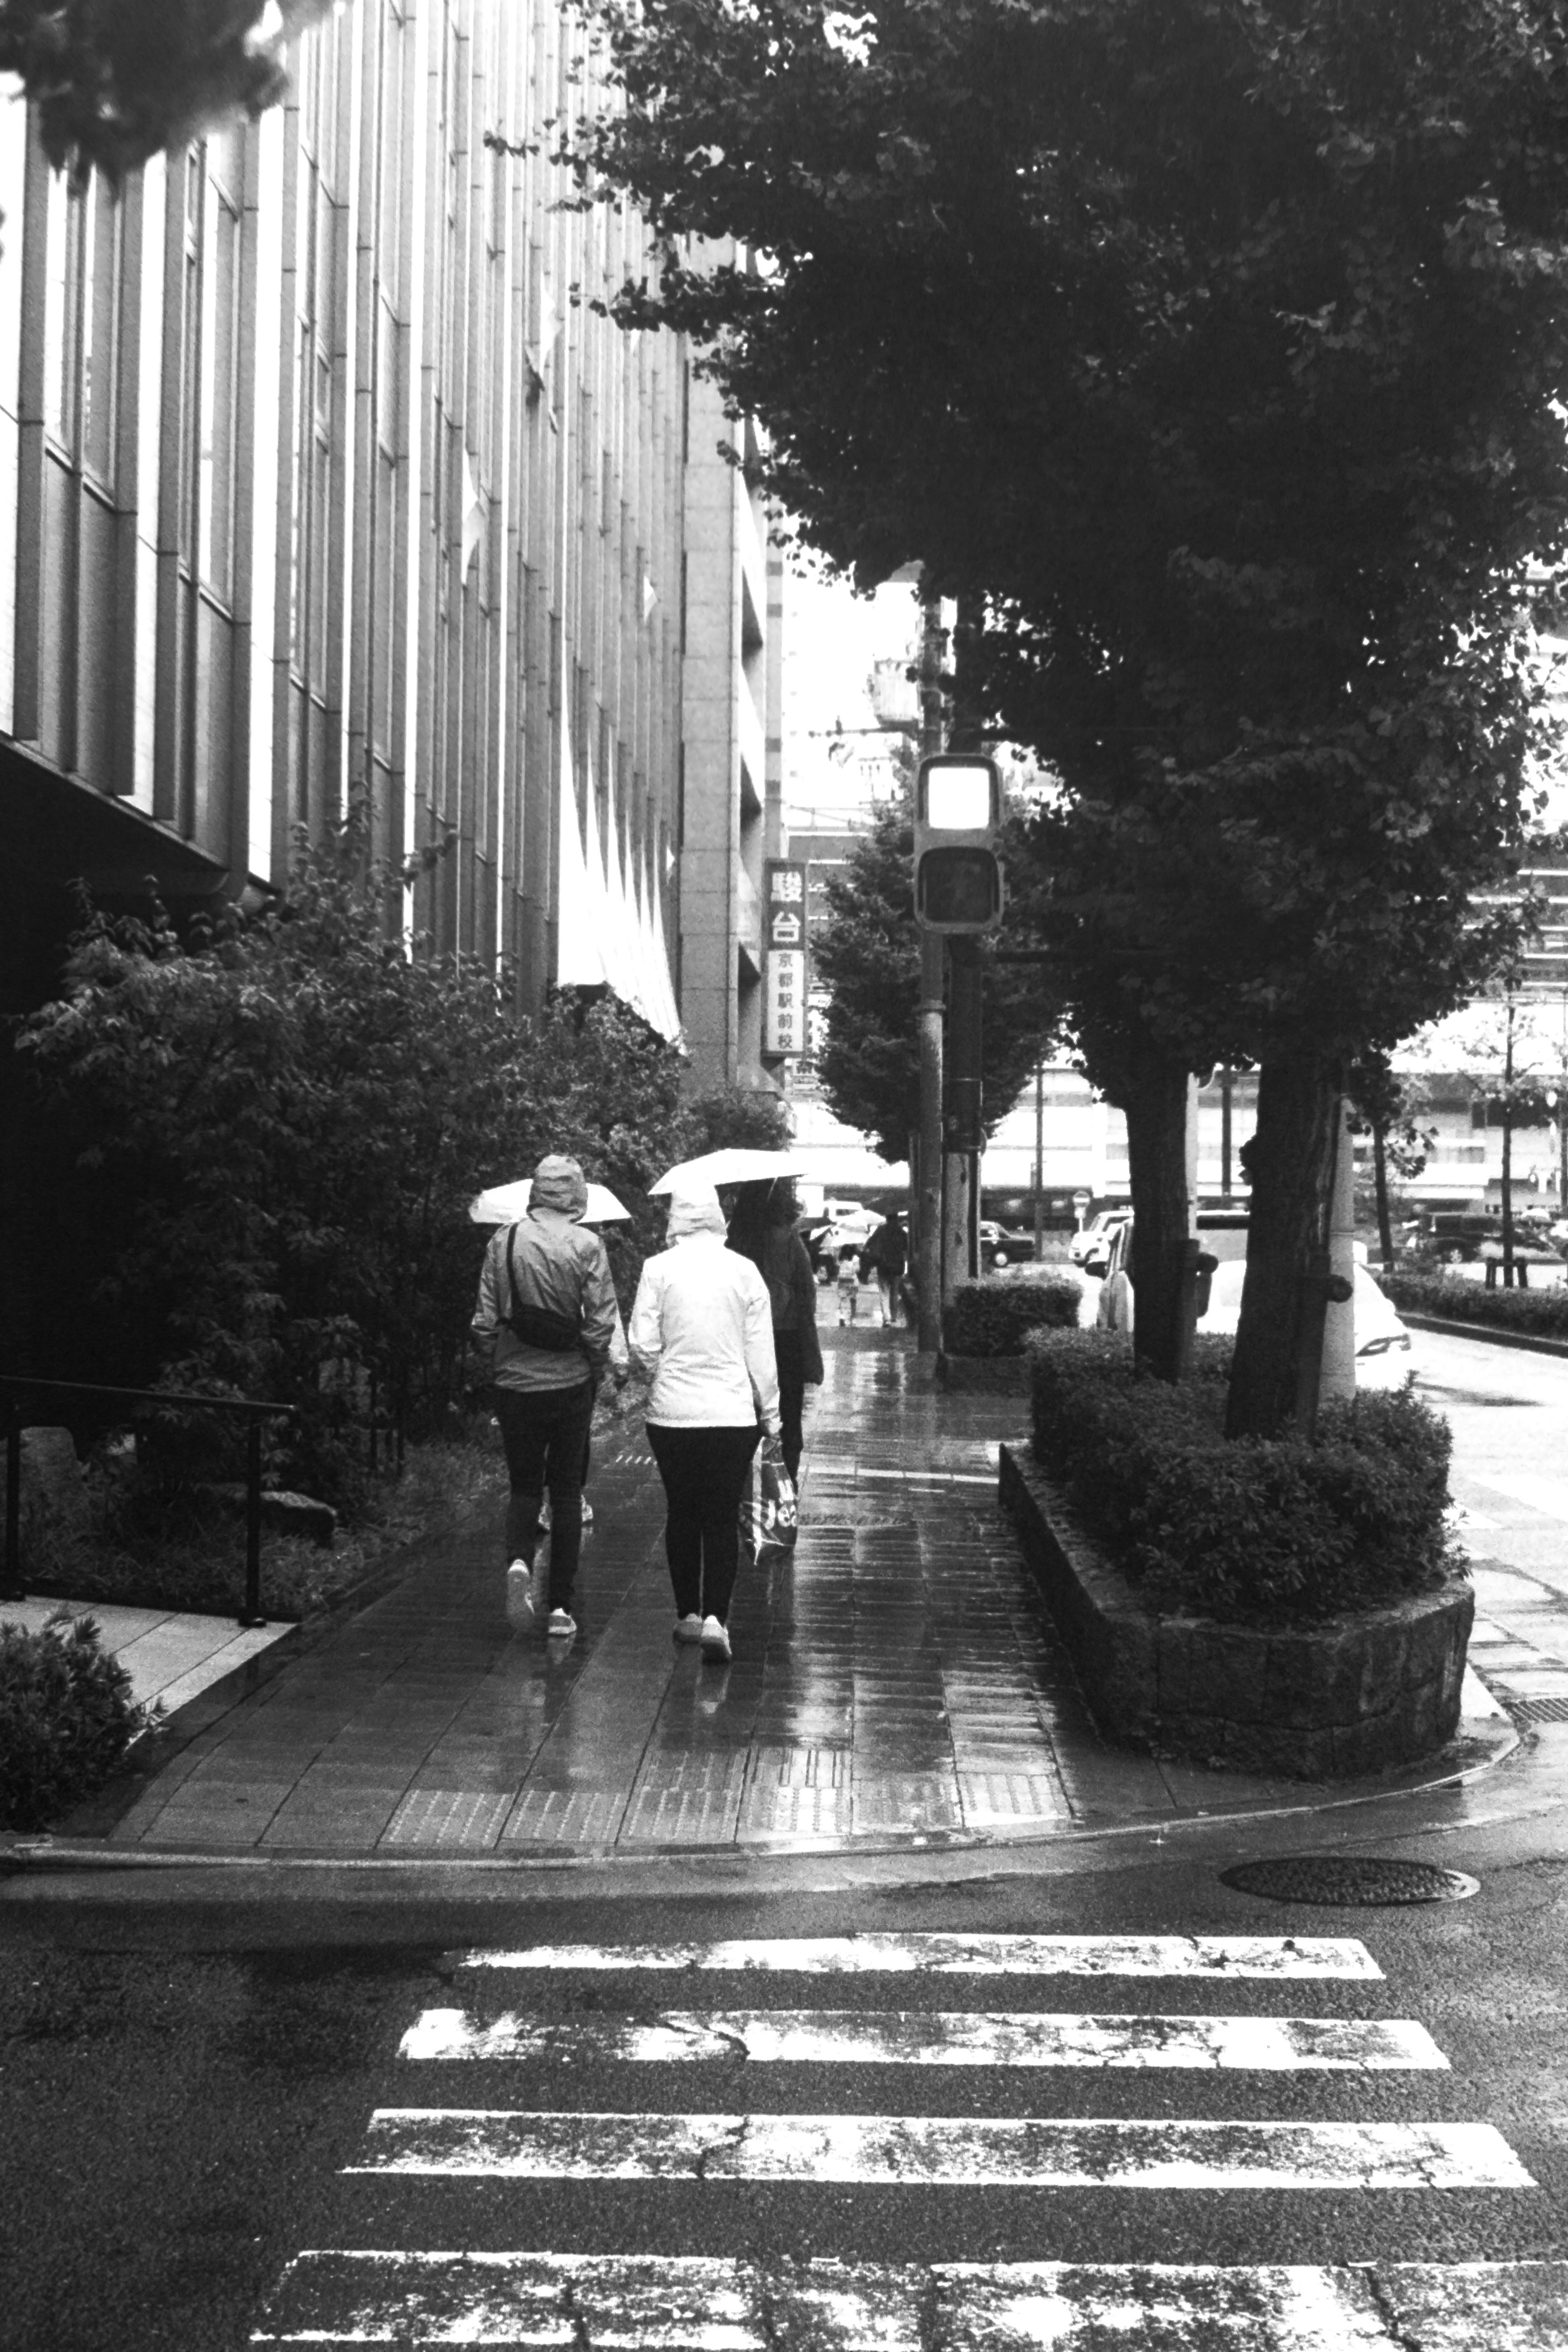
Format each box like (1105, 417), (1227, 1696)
(350, 2109), (1532, 2189)
(455, 1935), (1382, 1980)
(252, 2252), (1568, 2349)
(398, 2007), (1449, 2072)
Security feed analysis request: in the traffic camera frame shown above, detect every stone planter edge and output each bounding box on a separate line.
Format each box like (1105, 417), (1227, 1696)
(998, 1442), (1474, 1779)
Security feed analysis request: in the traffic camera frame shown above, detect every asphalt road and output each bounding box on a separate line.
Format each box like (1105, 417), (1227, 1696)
(4, 1849), (1568, 2352)
(5, 1321), (1568, 2352)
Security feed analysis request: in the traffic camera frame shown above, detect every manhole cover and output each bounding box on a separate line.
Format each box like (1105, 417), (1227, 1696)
(1221, 1855), (1479, 1907)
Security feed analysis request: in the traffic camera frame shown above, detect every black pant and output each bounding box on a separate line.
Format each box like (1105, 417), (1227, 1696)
(494, 1381), (595, 1608)
(773, 1328), (806, 1486)
(646, 1422), (761, 1626)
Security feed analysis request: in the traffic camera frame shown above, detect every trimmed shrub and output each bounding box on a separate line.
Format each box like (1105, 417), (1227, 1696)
(1382, 1267), (1568, 1341)
(0, 1614), (143, 1830)
(1026, 1329), (1453, 1626)
(947, 1277), (1081, 1357)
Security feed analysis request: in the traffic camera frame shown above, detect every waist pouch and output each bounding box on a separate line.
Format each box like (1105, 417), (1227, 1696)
(505, 1229), (584, 1352)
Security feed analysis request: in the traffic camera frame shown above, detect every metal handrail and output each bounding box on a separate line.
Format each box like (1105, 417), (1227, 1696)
(2, 1376), (300, 1629)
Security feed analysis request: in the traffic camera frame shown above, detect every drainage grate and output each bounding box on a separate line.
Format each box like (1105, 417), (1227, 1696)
(1508, 1694), (1568, 1724)
(1221, 1855), (1479, 1907)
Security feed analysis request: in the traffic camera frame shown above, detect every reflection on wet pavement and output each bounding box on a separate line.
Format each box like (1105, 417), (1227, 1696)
(107, 1321), (1507, 1859)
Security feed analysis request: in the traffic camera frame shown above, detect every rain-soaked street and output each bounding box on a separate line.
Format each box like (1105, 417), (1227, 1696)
(9, 1312), (1568, 2349)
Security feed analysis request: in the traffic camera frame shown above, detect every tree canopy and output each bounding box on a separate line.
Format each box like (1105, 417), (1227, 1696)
(573, 0), (1568, 1428)
(0, 0), (336, 181)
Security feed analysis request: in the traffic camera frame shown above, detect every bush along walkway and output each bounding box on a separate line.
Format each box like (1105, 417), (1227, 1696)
(34, 1320), (1509, 1862)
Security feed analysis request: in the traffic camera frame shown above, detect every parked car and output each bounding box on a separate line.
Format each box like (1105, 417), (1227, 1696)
(978, 1219), (1035, 1268)
(1068, 1208), (1132, 1275)
(1196, 1261), (1416, 1390)
(1094, 1227), (1415, 1388)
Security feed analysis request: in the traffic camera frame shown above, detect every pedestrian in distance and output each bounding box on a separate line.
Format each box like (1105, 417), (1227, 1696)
(862, 1208), (909, 1328)
(628, 1178), (782, 1662)
(724, 1178), (824, 1486)
(470, 1154), (625, 1643)
(835, 1241), (864, 1325)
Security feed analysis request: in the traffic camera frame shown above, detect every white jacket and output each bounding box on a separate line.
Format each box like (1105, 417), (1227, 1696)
(628, 1232), (781, 1432)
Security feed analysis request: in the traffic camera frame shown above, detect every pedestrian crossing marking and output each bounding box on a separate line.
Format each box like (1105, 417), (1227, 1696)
(252, 2252), (1568, 2350)
(399, 2007), (1448, 2072)
(252, 1931), (1551, 2351)
(455, 1934), (1383, 1979)
(350, 2109), (1532, 2189)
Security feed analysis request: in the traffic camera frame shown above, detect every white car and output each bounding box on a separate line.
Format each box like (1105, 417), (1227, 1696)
(1198, 1260), (1416, 1391)
(1069, 1208), (1132, 1274)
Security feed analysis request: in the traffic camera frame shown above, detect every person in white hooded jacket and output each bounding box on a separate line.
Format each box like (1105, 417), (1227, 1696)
(628, 1179), (782, 1661)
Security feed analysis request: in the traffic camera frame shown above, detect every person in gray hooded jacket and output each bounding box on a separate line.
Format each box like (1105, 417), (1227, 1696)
(471, 1154), (622, 1638)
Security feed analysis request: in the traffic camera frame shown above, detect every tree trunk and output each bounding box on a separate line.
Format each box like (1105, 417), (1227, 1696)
(1501, 1000), (1516, 1287)
(1226, 1052), (1341, 1439)
(1373, 1120), (1394, 1267)
(1123, 1051), (1195, 1383)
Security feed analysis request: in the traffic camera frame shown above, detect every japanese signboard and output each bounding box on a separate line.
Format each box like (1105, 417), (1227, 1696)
(765, 861), (808, 1057)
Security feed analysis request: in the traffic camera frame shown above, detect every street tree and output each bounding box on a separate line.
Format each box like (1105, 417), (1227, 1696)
(0, 0), (336, 182)
(570, 0), (1568, 1430)
(810, 799), (1061, 1167)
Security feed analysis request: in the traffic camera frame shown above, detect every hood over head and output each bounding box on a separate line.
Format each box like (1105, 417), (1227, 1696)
(530, 1154), (589, 1219)
(666, 1180), (727, 1241)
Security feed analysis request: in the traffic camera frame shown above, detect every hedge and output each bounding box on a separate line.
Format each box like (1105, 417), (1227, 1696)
(946, 1277), (1081, 1357)
(0, 1613), (143, 1831)
(1026, 1330), (1454, 1626)
(1382, 1266), (1568, 1341)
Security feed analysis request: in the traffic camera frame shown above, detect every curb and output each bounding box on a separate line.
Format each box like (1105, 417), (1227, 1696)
(2, 1708), (1520, 1883)
(1403, 1310), (1568, 1360)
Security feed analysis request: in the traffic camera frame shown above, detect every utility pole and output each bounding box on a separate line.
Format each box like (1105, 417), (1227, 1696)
(1033, 1059), (1045, 1260)
(914, 597), (947, 1354)
(1320, 1097), (1357, 1405)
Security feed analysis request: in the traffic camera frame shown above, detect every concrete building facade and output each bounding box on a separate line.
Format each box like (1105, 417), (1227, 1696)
(0, 0), (777, 1076)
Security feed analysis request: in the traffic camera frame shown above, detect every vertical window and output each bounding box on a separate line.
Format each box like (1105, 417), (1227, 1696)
(178, 151), (203, 565)
(80, 175), (122, 484)
(197, 160), (241, 598)
(41, 168), (123, 482)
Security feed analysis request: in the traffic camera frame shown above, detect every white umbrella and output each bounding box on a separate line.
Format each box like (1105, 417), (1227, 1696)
(647, 1147), (807, 1196)
(470, 1178), (630, 1225)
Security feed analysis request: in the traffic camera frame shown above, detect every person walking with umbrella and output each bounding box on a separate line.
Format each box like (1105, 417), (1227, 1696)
(628, 1178), (781, 1661)
(470, 1154), (622, 1641)
(725, 1178), (822, 1485)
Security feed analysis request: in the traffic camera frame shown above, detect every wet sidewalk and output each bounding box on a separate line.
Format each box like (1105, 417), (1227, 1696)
(96, 1319), (1506, 1862)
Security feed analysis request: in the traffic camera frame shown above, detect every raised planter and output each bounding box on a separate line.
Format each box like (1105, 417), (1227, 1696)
(936, 1352), (1029, 1395)
(999, 1443), (1474, 1778)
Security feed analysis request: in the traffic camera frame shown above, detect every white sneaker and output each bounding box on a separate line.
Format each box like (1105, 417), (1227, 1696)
(547, 1607), (577, 1639)
(673, 1613), (704, 1644)
(506, 1561), (535, 1628)
(699, 1615), (732, 1662)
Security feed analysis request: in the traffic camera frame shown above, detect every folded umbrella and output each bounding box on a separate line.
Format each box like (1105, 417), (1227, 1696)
(647, 1146), (807, 1196)
(470, 1178), (630, 1225)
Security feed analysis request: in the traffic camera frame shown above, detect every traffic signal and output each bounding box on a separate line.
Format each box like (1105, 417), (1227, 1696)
(914, 754), (1004, 932)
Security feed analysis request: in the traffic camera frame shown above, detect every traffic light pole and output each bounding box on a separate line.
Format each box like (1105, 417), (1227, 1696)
(915, 595), (948, 1355)
(916, 931), (945, 1353)
(945, 936), (984, 1293)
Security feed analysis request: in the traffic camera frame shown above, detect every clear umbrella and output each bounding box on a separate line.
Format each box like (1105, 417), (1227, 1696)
(646, 1147), (807, 1196)
(469, 1178), (631, 1225)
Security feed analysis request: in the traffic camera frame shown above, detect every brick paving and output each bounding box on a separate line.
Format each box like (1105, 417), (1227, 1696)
(102, 1310), (1486, 1860)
